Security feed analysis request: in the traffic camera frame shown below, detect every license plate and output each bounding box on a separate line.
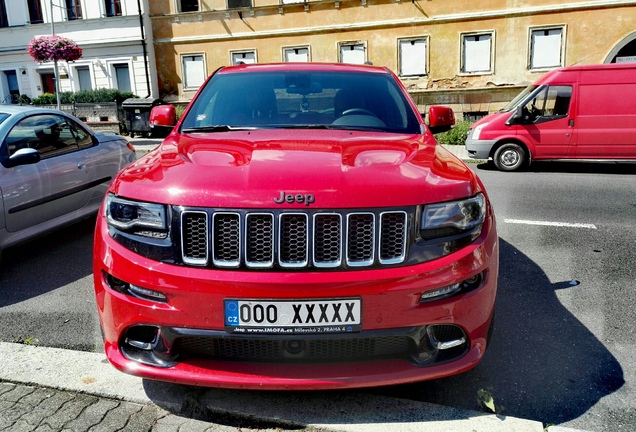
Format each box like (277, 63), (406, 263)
(224, 299), (361, 334)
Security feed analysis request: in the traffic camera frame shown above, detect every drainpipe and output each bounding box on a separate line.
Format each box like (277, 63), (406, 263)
(137, 0), (151, 98)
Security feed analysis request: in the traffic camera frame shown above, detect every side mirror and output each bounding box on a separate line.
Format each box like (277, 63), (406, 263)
(505, 105), (523, 126)
(426, 106), (455, 134)
(149, 105), (177, 136)
(1, 148), (41, 168)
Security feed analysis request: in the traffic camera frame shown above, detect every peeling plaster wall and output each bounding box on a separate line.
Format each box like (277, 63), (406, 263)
(150, 0), (636, 117)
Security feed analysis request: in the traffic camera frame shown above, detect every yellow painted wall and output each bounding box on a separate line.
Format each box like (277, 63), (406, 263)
(150, 0), (636, 109)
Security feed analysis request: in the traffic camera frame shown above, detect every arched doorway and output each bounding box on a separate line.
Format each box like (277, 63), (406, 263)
(604, 32), (636, 63)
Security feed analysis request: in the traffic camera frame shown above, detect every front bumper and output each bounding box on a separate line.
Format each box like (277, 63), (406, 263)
(465, 132), (497, 160)
(93, 212), (498, 390)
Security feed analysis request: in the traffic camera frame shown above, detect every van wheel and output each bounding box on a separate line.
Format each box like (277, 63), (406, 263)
(493, 143), (526, 171)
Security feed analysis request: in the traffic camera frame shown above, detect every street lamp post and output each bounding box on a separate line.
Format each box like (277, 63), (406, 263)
(50, 0), (61, 110)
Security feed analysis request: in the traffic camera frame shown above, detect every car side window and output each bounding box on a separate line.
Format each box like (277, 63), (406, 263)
(522, 85), (572, 123)
(67, 118), (94, 149)
(6, 114), (81, 158)
(544, 85), (572, 117)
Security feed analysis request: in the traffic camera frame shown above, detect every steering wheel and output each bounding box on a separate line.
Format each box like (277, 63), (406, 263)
(529, 103), (541, 116)
(341, 108), (377, 117)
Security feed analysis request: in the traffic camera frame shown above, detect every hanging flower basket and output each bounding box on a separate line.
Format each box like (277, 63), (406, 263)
(28, 35), (83, 63)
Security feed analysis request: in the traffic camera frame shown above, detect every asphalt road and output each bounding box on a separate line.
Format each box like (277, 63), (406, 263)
(373, 160), (636, 431)
(0, 157), (634, 431)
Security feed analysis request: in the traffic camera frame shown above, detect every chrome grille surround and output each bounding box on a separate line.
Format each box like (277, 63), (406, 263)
(212, 212), (241, 267)
(181, 208), (410, 270)
(279, 213), (309, 268)
(246, 213), (274, 268)
(379, 210), (407, 264)
(181, 211), (208, 266)
(346, 212), (375, 267)
(313, 213), (342, 268)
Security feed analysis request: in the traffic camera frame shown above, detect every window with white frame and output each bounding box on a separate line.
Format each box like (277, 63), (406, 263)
(283, 47), (309, 62)
(28, 0), (44, 24)
(182, 55), (206, 89)
(75, 66), (92, 91)
(180, 0), (198, 12)
(104, 0), (122, 17)
(399, 38), (427, 77)
(65, 0), (82, 20)
(231, 50), (257, 65)
(339, 42), (366, 64)
(461, 32), (493, 74)
(113, 63), (131, 92)
(530, 27), (564, 70)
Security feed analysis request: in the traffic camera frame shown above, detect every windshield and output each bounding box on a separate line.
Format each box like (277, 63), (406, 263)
(180, 70), (421, 134)
(500, 85), (539, 112)
(0, 113), (9, 125)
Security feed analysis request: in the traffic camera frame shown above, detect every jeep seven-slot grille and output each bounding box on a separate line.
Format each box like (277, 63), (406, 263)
(181, 209), (408, 269)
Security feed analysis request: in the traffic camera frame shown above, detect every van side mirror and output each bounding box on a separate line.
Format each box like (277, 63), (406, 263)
(506, 106), (524, 126)
(426, 106), (456, 134)
(149, 105), (177, 136)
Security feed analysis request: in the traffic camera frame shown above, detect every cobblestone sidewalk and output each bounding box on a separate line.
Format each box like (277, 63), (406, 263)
(0, 382), (286, 432)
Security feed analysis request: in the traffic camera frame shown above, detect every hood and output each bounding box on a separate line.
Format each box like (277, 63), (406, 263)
(472, 111), (512, 128)
(112, 129), (481, 208)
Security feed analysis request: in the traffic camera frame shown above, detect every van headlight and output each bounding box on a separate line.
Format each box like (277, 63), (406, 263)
(471, 123), (488, 140)
(420, 194), (485, 241)
(105, 194), (167, 235)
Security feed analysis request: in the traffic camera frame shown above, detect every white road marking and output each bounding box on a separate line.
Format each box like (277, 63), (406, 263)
(503, 219), (598, 230)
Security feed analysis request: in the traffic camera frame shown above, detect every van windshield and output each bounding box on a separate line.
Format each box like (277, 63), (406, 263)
(500, 85), (538, 112)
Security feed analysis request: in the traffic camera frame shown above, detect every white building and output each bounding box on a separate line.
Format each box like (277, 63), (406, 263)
(0, 0), (158, 104)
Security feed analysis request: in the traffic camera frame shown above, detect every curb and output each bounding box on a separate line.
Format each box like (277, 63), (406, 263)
(0, 342), (566, 432)
(441, 144), (470, 160)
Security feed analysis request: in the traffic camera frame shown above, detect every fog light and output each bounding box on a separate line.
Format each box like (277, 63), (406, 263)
(106, 273), (128, 293)
(420, 283), (461, 303)
(419, 271), (487, 303)
(462, 274), (483, 291)
(129, 284), (167, 302)
(105, 272), (167, 303)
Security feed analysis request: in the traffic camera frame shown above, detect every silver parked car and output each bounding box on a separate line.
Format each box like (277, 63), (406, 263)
(0, 105), (136, 264)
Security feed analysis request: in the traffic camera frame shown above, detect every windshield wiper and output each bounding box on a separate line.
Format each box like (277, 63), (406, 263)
(182, 125), (257, 133)
(271, 124), (388, 132)
(270, 124), (333, 130)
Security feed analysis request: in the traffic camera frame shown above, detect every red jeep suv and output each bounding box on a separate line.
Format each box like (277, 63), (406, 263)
(93, 63), (498, 390)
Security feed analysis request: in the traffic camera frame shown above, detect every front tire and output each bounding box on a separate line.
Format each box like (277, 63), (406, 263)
(493, 143), (526, 171)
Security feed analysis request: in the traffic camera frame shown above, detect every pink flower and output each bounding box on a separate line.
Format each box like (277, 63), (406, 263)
(28, 35), (83, 63)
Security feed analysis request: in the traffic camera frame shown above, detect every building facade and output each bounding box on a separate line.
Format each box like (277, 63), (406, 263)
(149, 0), (636, 117)
(0, 0), (159, 104)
